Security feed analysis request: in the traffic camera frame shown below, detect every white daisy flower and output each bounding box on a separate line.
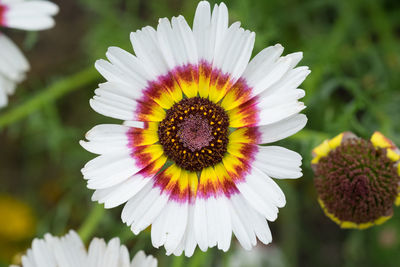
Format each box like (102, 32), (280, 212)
(81, 0), (310, 257)
(0, 0), (59, 108)
(11, 230), (157, 267)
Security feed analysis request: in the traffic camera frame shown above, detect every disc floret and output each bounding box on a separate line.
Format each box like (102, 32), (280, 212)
(158, 97), (229, 172)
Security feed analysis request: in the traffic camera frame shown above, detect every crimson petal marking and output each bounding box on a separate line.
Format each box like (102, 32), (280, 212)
(220, 77), (253, 111)
(131, 144), (165, 170)
(0, 4), (6, 26)
(127, 122), (159, 147)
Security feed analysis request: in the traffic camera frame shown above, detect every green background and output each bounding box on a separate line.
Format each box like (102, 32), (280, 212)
(1, 0), (400, 266)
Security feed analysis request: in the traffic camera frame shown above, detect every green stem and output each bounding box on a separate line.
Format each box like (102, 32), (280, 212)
(0, 67), (98, 129)
(77, 203), (105, 243)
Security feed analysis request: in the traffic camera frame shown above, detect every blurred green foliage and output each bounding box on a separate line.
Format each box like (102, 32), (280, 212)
(1, 0), (400, 266)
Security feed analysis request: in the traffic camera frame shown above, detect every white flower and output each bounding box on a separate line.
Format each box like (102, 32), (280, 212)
(81, 0), (310, 257)
(229, 245), (285, 267)
(0, 0), (59, 108)
(11, 230), (157, 267)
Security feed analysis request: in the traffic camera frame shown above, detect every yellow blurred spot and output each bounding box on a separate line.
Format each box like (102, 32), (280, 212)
(0, 195), (36, 242)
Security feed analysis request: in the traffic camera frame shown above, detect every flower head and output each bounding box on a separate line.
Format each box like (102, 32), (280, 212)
(0, 0), (59, 108)
(81, 0), (310, 256)
(10, 230), (157, 267)
(312, 132), (400, 229)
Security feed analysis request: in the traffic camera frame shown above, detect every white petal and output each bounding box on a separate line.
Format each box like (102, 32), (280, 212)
(229, 195), (256, 250)
(122, 182), (169, 236)
(123, 120), (145, 128)
(130, 26), (169, 77)
(80, 124), (135, 155)
(193, 2), (228, 63)
(169, 204), (197, 257)
(253, 146), (303, 179)
(95, 59), (143, 89)
(247, 56), (293, 97)
(204, 197), (218, 247)
(209, 3), (229, 61)
(99, 238), (122, 267)
(243, 44), (284, 80)
(244, 166), (286, 209)
(214, 197), (232, 252)
(31, 238), (56, 267)
(236, 180), (279, 221)
(4, 1), (59, 31)
(214, 23), (255, 81)
(258, 89), (305, 110)
(105, 47), (152, 86)
(193, 198), (208, 251)
(50, 231), (87, 267)
(89, 98), (134, 121)
(0, 34), (29, 82)
(157, 15), (197, 68)
(257, 114), (308, 143)
(131, 251), (158, 267)
(193, 1), (211, 61)
(91, 174), (152, 208)
(88, 238), (107, 267)
(256, 88), (306, 126)
(152, 201), (189, 253)
(261, 66), (311, 97)
(82, 153), (140, 189)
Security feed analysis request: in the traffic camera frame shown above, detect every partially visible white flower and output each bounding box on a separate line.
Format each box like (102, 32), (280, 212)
(10, 230), (158, 267)
(0, 34), (29, 107)
(229, 245), (285, 267)
(1, 0), (59, 30)
(0, 0), (59, 108)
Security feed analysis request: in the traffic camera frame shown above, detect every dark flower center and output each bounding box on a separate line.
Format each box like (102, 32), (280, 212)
(314, 138), (400, 224)
(158, 97), (229, 172)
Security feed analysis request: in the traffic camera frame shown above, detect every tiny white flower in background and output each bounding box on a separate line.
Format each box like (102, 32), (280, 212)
(0, 0), (59, 108)
(10, 230), (158, 267)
